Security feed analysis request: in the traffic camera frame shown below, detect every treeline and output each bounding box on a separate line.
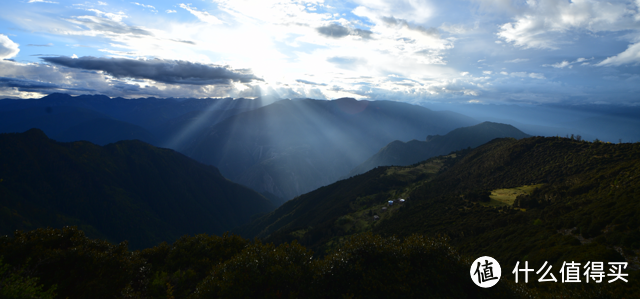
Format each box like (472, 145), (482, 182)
(0, 227), (535, 299)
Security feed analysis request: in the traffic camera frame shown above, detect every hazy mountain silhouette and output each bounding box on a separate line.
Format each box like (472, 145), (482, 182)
(0, 129), (274, 249)
(185, 98), (479, 201)
(150, 107), (253, 151)
(0, 93), (278, 149)
(347, 122), (531, 177)
(0, 106), (111, 137)
(55, 118), (158, 146)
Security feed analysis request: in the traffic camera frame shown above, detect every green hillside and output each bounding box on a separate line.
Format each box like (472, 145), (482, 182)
(0, 129), (274, 249)
(238, 136), (640, 297)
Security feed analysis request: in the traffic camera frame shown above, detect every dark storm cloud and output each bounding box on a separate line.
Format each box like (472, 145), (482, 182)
(0, 76), (60, 89)
(381, 16), (439, 37)
(40, 56), (262, 85)
(317, 23), (350, 38)
(296, 79), (327, 86)
(317, 23), (373, 40)
(0, 76), (96, 92)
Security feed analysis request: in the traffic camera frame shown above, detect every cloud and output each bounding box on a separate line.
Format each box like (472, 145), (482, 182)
(0, 76), (60, 90)
(440, 23), (469, 34)
(83, 8), (128, 22)
(131, 2), (157, 12)
(351, 10), (452, 65)
(64, 14), (152, 36)
(352, 0), (435, 24)
(327, 56), (367, 70)
(40, 56), (262, 85)
(317, 23), (350, 38)
(507, 71), (545, 79)
(316, 23), (373, 40)
(0, 60), (265, 99)
(528, 73), (545, 79)
(27, 0), (58, 3)
(550, 60), (571, 69)
(543, 57), (593, 68)
(166, 9), (177, 13)
(497, 0), (635, 49)
(27, 43), (54, 47)
(131, 2), (154, 9)
(598, 42), (640, 66)
(296, 79), (327, 86)
(0, 34), (20, 59)
(380, 16), (439, 37)
(505, 58), (528, 63)
(179, 3), (223, 24)
(98, 1), (107, 5)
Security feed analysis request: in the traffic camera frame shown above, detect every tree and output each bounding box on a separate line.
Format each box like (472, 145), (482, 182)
(0, 257), (57, 299)
(192, 240), (315, 298)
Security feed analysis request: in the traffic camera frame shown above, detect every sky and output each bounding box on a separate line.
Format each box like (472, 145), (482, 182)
(1, 0), (640, 106)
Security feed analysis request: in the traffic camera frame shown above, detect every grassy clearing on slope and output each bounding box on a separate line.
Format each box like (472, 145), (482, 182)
(482, 184), (544, 208)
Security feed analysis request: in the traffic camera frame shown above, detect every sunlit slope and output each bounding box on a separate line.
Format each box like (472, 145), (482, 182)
(234, 154), (451, 246)
(185, 98), (478, 200)
(347, 121), (531, 177)
(0, 129), (275, 249)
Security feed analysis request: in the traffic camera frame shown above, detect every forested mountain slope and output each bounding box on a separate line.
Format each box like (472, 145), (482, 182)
(0, 129), (274, 249)
(238, 136), (640, 296)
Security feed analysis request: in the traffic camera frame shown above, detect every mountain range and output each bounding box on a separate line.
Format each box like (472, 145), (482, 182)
(0, 93), (276, 150)
(0, 94), (638, 297)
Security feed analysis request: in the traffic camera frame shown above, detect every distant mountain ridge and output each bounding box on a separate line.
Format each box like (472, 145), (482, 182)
(185, 98), (479, 200)
(0, 93), (277, 150)
(347, 121), (531, 177)
(0, 129), (275, 249)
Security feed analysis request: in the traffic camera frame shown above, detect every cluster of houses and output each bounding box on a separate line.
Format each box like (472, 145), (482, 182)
(388, 198), (406, 206)
(373, 198), (406, 221)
